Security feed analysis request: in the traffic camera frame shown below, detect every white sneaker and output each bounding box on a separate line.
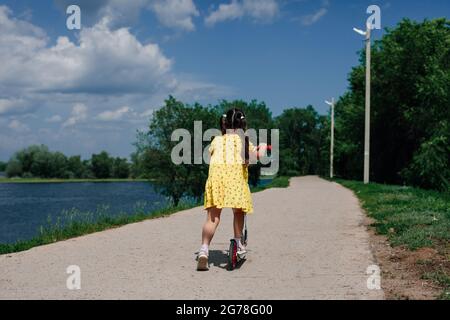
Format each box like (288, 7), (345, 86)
(196, 250), (209, 271)
(237, 245), (247, 259)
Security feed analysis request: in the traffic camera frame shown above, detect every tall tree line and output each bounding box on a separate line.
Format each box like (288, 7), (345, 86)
(334, 18), (449, 191)
(4, 145), (131, 179)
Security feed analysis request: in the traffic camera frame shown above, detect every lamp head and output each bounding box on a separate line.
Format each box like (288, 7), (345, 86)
(353, 27), (367, 36)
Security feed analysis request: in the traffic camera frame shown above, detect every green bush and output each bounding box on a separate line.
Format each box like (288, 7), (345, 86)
(0, 161), (6, 172)
(401, 134), (450, 192)
(22, 172), (34, 179)
(5, 159), (22, 177)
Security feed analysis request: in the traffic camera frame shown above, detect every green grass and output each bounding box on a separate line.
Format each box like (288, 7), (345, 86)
(336, 180), (450, 250)
(0, 176), (290, 255)
(422, 270), (450, 300)
(251, 176), (290, 193)
(336, 179), (450, 299)
(0, 178), (149, 183)
(0, 201), (200, 255)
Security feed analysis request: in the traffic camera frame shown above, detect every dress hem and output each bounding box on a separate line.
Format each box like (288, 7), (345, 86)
(203, 205), (253, 214)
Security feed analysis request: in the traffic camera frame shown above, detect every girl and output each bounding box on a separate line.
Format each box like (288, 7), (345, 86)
(197, 108), (262, 271)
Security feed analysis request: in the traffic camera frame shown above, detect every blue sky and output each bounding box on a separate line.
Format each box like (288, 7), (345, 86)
(0, 0), (448, 160)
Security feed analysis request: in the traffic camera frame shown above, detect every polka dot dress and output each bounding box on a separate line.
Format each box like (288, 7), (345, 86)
(204, 134), (256, 214)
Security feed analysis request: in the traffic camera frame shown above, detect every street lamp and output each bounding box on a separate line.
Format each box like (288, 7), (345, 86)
(353, 23), (371, 184)
(325, 98), (335, 179)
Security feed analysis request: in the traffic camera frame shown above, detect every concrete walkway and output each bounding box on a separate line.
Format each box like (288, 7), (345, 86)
(0, 176), (384, 299)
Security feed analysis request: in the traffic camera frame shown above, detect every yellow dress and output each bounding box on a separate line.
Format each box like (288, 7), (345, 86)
(204, 134), (256, 214)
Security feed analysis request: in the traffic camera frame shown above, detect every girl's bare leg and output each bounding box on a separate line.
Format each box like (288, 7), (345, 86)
(201, 207), (222, 245)
(232, 208), (245, 239)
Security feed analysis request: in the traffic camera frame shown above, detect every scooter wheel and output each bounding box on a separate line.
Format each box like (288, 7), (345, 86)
(228, 239), (238, 270)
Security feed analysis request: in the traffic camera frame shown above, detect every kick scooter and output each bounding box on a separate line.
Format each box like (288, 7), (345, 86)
(227, 214), (248, 271)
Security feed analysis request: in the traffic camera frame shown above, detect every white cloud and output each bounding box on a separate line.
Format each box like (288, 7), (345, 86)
(46, 115), (63, 123)
(0, 15), (174, 95)
(0, 6), (226, 103)
(0, 98), (33, 115)
(0, 5), (229, 160)
(140, 109), (154, 118)
(299, 0), (329, 26)
(8, 119), (30, 132)
(62, 103), (88, 127)
(54, 0), (199, 31)
(205, 0), (279, 26)
(301, 7), (327, 26)
(97, 106), (133, 121)
(149, 0), (199, 31)
(54, 0), (148, 29)
(0, 6), (46, 40)
(205, 1), (242, 26)
(242, 0), (279, 20)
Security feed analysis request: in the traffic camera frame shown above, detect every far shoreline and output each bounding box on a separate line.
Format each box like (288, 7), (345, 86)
(0, 176), (276, 184)
(0, 178), (151, 184)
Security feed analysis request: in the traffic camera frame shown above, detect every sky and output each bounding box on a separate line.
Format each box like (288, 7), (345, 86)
(0, 0), (448, 161)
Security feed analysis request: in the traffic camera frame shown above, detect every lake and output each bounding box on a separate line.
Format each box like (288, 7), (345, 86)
(0, 182), (169, 244)
(0, 179), (272, 244)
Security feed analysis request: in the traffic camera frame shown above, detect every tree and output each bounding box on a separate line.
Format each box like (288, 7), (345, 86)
(112, 157), (130, 178)
(11, 145), (69, 178)
(5, 159), (22, 177)
(6, 145), (52, 178)
(90, 151), (113, 179)
(141, 146), (187, 206)
(275, 106), (326, 176)
(15, 145), (49, 177)
(81, 160), (94, 178)
(400, 122), (450, 191)
(215, 99), (274, 133)
(0, 161), (7, 172)
(67, 155), (86, 178)
(130, 151), (145, 178)
(4, 145), (133, 180)
(333, 93), (364, 180)
(29, 147), (53, 178)
(316, 114), (331, 177)
(136, 96), (218, 205)
(50, 152), (68, 178)
(335, 18), (450, 190)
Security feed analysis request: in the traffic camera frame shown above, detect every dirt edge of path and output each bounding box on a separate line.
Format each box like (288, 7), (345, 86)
(363, 214), (444, 300)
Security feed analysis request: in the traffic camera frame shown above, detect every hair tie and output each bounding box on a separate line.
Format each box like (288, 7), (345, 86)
(240, 116), (245, 119)
(222, 114), (226, 118)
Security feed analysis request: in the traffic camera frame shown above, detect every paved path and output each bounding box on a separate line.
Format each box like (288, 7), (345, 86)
(0, 176), (384, 299)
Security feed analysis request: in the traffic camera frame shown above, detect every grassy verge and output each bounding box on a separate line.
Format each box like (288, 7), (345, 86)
(251, 176), (290, 193)
(0, 178), (150, 183)
(0, 202), (199, 255)
(336, 179), (450, 299)
(0, 176), (290, 255)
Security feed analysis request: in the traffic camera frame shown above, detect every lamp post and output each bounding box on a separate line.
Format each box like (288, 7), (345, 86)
(325, 98), (335, 179)
(353, 24), (371, 184)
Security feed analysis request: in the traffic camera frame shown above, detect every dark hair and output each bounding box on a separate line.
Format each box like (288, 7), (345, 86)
(221, 108), (250, 164)
(220, 114), (227, 135)
(223, 108), (247, 131)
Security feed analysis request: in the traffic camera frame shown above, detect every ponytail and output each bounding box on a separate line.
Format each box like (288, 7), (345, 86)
(244, 136), (249, 165)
